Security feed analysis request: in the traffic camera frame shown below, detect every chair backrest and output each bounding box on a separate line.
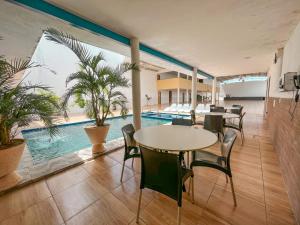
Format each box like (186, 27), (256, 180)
(121, 124), (136, 154)
(140, 146), (183, 206)
(190, 110), (196, 125)
(230, 108), (241, 115)
(221, 129), (237, 172)
(204, 115), (224, 134)
(239, 112), (246, 129)
(210, 106), (225, 112)
(172, 118), (193, 126)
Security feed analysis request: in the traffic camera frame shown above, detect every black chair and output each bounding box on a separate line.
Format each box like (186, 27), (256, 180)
(210, 106), (225, 112)
(203, 114), (224, 140)
(231, 105), (243, 115)
(230, 108), (241, 115)
(190, 129), (238, 206)
(136, 146), (194, 224)
(232, 104), (242, 108)
(120, 124), (141, 182)
(224, 112), (246, 144)
(190, 110), (203, 125)
(172, 118), (193, 126)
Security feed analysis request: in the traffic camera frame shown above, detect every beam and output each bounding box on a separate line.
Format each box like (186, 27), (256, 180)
(12, 0), (214, 79)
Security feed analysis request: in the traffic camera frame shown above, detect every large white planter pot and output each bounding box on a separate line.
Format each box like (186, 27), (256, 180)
(0, 139), (25, 192)
(84, 124), (110, 154)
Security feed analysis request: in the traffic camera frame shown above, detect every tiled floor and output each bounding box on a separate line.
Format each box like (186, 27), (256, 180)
(0, 102), (296, 225)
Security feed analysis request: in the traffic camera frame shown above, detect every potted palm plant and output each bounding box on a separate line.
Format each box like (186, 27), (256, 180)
(0, 55), (62, 191)
(45, 28), (135, 153)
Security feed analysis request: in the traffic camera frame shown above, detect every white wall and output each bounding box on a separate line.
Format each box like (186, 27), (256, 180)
(268, 21), (300, 98)
(221, 80), (267, 97)
(24, 34), (159, 114)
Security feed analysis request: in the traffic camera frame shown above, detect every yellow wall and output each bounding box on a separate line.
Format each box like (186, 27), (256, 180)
(157, 77), (218, 92)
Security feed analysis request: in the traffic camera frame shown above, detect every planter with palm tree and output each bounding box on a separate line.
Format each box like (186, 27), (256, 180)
(45, 28), (135, 154)
(0, 56), (61, 191)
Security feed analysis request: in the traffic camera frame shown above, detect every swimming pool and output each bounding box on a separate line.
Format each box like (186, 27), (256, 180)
(22, 115), (171, 164)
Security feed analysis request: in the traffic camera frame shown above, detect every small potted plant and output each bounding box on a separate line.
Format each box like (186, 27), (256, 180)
(45, 28), (136, 153)
(0, 55), (62, 191)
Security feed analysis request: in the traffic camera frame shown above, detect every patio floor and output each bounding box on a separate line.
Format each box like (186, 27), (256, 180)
(0, 102), (296, 225)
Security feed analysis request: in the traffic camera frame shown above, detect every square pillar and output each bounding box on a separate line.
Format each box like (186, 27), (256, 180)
(191, 67), (197, 110)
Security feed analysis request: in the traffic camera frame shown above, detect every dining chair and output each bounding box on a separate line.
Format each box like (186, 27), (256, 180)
(189, 129), (238, 206)
(136, 146), (194, 225)
(203, 114), (224, 140)
(172, 118), (193, 126)
(120, 124), (141, 182)
(210, 106), (225, 112)
(190, 110), (203, 125)
(232, 104), (242, 108)
(224, 112), (246, 144)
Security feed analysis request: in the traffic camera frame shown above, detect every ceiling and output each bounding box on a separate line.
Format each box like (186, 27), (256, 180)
(46, 0), (300, 77)
(1, 0), (208, 79)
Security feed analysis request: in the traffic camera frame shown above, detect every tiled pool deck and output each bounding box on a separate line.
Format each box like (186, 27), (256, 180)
(14, 137), (125, 192)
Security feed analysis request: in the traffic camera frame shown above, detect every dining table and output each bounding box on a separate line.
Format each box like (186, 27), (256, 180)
(134, 124), (218, 166)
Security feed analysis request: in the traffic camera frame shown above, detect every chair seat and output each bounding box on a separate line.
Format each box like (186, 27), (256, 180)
(191, 150), (225, 169)
(127, 146), (141, 159)
(224, 122), (239, 130)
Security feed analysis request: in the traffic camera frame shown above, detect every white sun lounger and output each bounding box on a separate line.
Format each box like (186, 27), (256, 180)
(163, 103), (176, 112)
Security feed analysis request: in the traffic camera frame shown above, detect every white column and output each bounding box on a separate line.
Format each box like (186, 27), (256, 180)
(130, 38), (141, 129)
(212, 77), (217, 105)
(177, 72), (180, 105)
(191, 67), (197, 110)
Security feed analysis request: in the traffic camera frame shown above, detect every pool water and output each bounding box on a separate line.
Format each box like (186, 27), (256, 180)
(22, 115), (170, 164)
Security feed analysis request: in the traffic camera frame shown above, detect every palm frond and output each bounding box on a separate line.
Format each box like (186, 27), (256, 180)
(44, 28), (92, 65)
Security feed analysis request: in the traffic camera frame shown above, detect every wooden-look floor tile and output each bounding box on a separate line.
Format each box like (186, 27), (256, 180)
(53, 177), (109, 220)
(216, 172), (265, 204)
(46, 166), (89, 195)
(107, 150), (124, 163)
(124, 157), (142, 173)
(0, 181), (51, 222)
(0, 198), (63, 225)
(66, 193), (135, 225)
(140, 193), (203, 225)
(91, 163), (135, 190)
(192, 167), (220, 184)
(183, 176), (215, 208)
(0, 102), (297, 225)
(266, 204), (296, 225)
(206, 185), (267, 225)
(197, 210), (231, 225)
(112, 175), (154, 212)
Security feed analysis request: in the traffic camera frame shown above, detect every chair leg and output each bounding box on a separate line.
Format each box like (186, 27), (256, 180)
(240, 131), (244, 145)
(131, 157), (134, 167)
(229, 176), (237, 206)
(120, 160), (125, 182)
(188, 177), (192, 195)
(241, 129), (245, 143)
(191, 176), (195, 204)
(136, 189), (143, 223)
(177, 206), (182, 225)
